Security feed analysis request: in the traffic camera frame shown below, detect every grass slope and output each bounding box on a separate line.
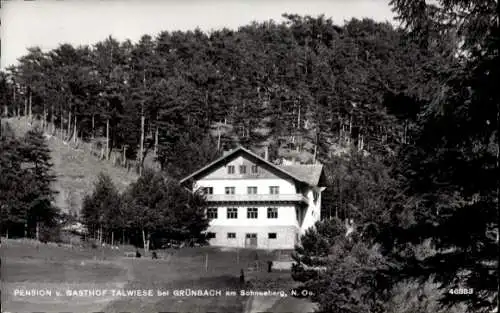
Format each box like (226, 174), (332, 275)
(2, 117), (138, 214)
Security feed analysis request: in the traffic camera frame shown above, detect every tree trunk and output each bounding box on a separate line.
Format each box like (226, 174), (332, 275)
(3, 104), (7, 117)
(139, 113), (145, 175)
(106, 118), (110, 160)
(12, 88), (16, 116)
(99, 225), (103, 245)
(297, 106), (301, 129)
(111, 231), (114, 246)
(339, 119), (343, 143)
(60, 109), (64, 139)
(154, 125), (159, 156)
(51, 104), (55, 134)
(92, 114), (95, 139)
(404, 121), (408, 144)
(123, 145), (127, 166)
(42, 103), (46, 131)
(36, 222), (40, 241)
(313, 143), (317, 164)
(349, 116), (352, 145)
(217, 124), (221, 151)
(73, 115), (77, 143)
(142, 229), (149, 254)
(6, 227), (8, 239)
(68, 110), (72, 140)
(28, 91), (32, 122)
(24, 98), (27, 118)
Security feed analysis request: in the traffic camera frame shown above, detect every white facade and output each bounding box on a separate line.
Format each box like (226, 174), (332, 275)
(181, 147), (325, 250)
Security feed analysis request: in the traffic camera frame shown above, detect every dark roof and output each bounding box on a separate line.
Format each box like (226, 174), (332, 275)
(278, 164), (324, 187)
(179, 146), (324, 187)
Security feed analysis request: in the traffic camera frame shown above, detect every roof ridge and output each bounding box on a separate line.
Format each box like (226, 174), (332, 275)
(279, 163), (322, 166)
(180, 146), (317, 186)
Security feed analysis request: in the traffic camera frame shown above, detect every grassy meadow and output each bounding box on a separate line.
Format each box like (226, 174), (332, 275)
(1, 238), (315, 313)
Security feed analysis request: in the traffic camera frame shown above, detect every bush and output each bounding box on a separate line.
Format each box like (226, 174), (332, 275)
(39, 224), (62, 243)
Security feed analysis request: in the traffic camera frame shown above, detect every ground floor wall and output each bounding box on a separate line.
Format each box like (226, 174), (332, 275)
(206, 225), (299, 250)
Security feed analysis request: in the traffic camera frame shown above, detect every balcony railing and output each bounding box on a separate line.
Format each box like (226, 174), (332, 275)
(205, 193), (309, 204)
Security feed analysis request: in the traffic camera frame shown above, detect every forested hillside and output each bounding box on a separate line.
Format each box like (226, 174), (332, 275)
(0, 15), (450, 222)
(1, 15), (444, 175)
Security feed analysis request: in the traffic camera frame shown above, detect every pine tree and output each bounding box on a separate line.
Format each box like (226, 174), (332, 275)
(20, 129), (59, 238)
(385, 1), (500, 311)
(292, 218), (393, 313)
(122, 169), (209, 250)
(0, 131), (27, 237)
(81, 172), (121, 243)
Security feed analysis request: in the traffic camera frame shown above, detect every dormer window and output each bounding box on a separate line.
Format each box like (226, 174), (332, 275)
(239, 165), (246, 174)
(251, 165), (258, 174)
(227, 165), (235, 174)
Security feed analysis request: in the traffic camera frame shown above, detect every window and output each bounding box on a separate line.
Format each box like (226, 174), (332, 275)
(207, 232), (216, 239)
(227, 232), (236, 239)
(227, 208), (238, 219)
(267, 207), (278, 219)
(270, 186), (280, 194)
(268, 233), (277, 239)
(203, 187), (213, 194)
(251, 165), (258, 174)
(239, 165), (246, 174)
(247, 207), (258, 219)
(227, 165), (235, 174)
(207, 208), (218, 219)
(225, 187), (235, 195)
(247, 186), (257, 194)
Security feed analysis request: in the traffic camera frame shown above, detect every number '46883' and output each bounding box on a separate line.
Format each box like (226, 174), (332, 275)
(449, 288), (474, 295)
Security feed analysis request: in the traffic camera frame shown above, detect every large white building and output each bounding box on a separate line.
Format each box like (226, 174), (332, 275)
(180, 146), (326, 250)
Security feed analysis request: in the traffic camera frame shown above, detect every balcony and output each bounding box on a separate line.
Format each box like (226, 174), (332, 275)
(205, 193), (309, 205)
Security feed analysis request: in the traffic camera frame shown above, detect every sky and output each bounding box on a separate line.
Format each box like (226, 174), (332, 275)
(1, 0), (396, 69)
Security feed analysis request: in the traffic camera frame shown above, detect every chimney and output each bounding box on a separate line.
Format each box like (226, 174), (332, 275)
(264, 145), (269, 161)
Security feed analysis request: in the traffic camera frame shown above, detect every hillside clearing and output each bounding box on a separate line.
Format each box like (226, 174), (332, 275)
(2, 117), (138, 214)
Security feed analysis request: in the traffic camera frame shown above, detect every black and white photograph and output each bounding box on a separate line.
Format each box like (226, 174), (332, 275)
(0, 0), (498, 312)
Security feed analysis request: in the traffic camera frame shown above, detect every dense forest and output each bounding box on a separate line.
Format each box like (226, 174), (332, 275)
(0, 14), (443, 173)
(0, 0), (498, 312)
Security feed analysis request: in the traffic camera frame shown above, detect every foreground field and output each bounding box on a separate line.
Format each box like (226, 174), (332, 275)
(1, 238), (316, 313)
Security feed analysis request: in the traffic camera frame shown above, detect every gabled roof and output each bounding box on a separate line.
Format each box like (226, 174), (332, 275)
(278, 164), (324, 187)
(179, 146), (325, 187)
